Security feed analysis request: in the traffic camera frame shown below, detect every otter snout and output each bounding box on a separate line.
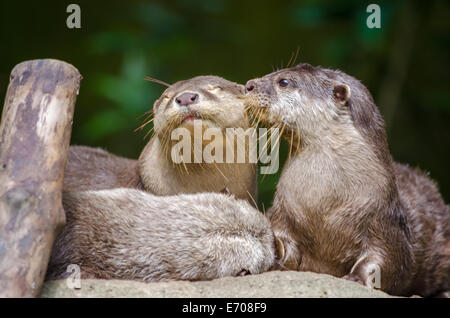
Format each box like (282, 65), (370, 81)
(175, 92), (199, 107)
(244, 78), (273, 111)
(244, 79), (273, 99)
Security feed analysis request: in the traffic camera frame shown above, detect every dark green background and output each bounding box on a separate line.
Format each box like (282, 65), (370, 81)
(1, 0), (449, 209)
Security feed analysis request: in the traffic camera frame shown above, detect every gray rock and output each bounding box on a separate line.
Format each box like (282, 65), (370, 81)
(40, 271), (397, 298)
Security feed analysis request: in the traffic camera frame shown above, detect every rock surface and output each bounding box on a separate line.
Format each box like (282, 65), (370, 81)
(41, 270), (396, 298)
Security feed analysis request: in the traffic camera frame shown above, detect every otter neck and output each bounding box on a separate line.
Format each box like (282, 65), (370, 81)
(138, 136), (254, 198)
(279, 121), (397, 213)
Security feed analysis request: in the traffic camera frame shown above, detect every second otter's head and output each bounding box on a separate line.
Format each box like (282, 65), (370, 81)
(152, 75), (247, 141)
(244, 63), (388, 152)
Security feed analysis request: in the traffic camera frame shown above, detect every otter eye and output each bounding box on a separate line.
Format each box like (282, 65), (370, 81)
(207, 85), (221, 91)
(278, 79), (289, 88)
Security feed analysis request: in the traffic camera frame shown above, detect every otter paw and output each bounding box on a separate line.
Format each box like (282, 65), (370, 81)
(342, 273), (365, 285)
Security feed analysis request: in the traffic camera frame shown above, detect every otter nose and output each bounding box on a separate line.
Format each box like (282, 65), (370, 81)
(245, 81), (255, 93)
(176, 92), (199, 107)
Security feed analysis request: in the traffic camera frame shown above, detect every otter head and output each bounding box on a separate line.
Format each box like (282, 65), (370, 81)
(151, 76), (247, 161)
(244, 63), (387, 152)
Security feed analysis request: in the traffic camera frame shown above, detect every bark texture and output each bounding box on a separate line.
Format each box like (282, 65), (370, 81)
(0, 59), (81, 297)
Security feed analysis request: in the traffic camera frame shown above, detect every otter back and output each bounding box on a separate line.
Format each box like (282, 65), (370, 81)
(46, 189), (275, 282)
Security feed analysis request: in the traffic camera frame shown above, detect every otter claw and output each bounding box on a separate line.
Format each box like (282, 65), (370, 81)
(220, 187), (231, 195)
(342, 274), (365, 285)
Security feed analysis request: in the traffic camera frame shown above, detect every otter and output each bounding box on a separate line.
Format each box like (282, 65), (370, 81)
(244, 63), (449, 297)
(46, 189), (276, 282)
(64, 76), (257, 203)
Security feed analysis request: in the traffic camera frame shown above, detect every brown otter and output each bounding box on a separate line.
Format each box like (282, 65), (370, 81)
(244, 63), (450, 297)
(46, 188), (276, 282)
(64, 76), (257, 203)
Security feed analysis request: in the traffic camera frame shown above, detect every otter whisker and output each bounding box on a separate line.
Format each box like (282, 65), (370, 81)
(257, 124), (278, 163)
(135, 117), (155, 132)
(287, 51), (295, 69)
(287, 46), (300, 68)
(288, 129), (294, 162)
(213, 162), (229, 182)
(246, 190), (258, 209)
(143, 127), (155, 139)
(144, 76), (171, 87)
(250, 109), (261, 127)
(181, 160), (189, 175)
(142, 113), (154, 124)
(251, 109), (259, 127)
(140, 108), (154, 116)
(256, 118), (274, 142)
(253, 108), (263, 129)
(292, 46), (300, 67)
(137, 109), (154, 120)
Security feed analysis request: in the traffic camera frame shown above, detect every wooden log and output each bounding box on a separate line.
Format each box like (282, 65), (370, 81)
(0, 59), (81, 297)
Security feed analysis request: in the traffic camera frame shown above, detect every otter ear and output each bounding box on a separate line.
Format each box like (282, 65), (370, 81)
(275, 237), (285, 261)
(333, 83), (351, 104)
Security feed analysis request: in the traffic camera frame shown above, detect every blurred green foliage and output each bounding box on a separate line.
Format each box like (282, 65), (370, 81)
(1, 0), (449, 209)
